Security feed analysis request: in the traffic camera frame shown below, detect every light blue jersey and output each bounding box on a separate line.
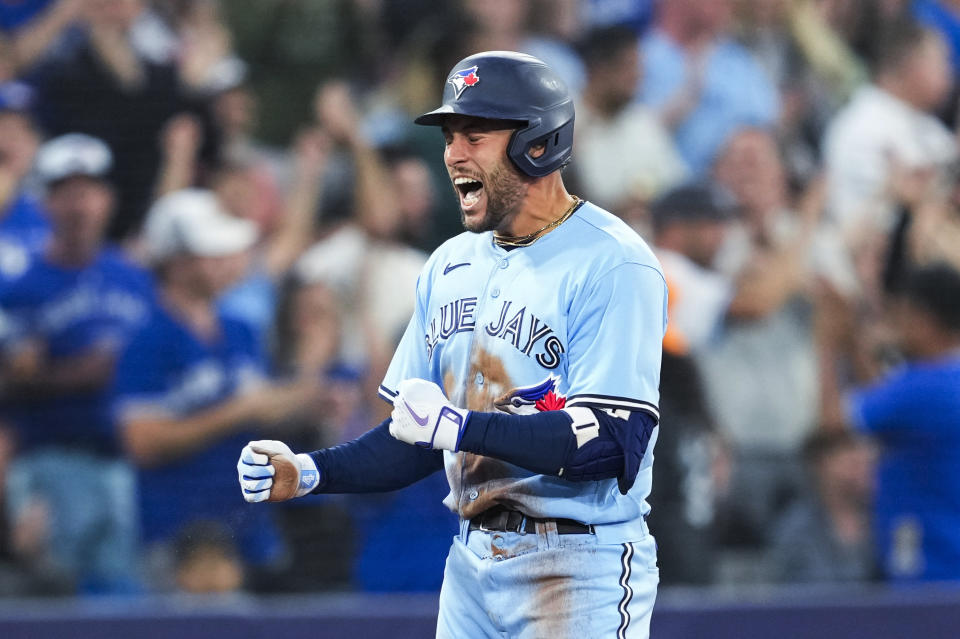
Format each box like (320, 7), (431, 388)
(380, 201), (667, 545)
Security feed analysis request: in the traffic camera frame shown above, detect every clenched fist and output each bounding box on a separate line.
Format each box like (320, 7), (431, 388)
(237, 440), (320, 503)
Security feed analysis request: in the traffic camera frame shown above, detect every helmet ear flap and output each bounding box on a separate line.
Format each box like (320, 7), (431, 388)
(507, 117), (575, 178)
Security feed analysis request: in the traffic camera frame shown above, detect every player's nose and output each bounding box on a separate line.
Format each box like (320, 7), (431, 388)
(444, 134), (470, 167)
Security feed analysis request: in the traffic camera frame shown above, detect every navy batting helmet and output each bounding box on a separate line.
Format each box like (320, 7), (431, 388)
(414, 51), (574, 178)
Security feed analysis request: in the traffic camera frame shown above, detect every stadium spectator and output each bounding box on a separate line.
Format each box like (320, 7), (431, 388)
(915, 0), (960, 86)
(823, 19), (956, 236)
(0, 133), (153, 594)
(571, 25), (687, 214)
(0, 421), (73, 596)
(171, 520), (245, 595)
(846, 263), (960, 582)
(219, 0), (376, 145)
(37, 0), (197, 241)
(651, 182), (739, 353)
(735, 0), (867, 187)
(462, 0), (586, 97)
(214, 128), (328, 338)
(263, 270), (363, 592)
(582, 0), (656, 33)
(0, 82), (47, 271)
(0, 0), (84, 74)
(383, 148), (445, 253)
(113, 188), (319, 590)
(768, 429), (876, 584)
(153, 86), (330, 340)
(198, 56), (292, 200)
(162, 0), (234, 94)
(639, 0), (780, 174)
(703, 127), (822, 474)
(294, 81), (427, 387)
(654, 163), (828, 548)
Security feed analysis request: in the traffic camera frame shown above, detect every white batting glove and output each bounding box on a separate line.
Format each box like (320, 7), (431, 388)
(237, 440), (320, 503)
(389, 379), (470, 451)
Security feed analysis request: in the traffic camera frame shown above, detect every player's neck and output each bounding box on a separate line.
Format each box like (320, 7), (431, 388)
(501, 176), (576, 239)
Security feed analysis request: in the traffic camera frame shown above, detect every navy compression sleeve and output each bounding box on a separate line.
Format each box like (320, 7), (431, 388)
(308, 418), (444, 493)
(458, 408), (658, 494)
(458, 410), (574, 475)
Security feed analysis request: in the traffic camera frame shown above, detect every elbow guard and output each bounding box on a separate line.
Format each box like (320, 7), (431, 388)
(560, 407), (658, 494)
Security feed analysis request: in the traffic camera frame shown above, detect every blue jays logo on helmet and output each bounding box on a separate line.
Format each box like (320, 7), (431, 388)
(415, 51), (575, 177)
(495, 375), (566, 416)
(448, 66), (480, 99)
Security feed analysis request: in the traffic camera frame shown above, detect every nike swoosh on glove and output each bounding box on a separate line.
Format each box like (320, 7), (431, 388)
(389, 378), (470, 451)
(238, 440), (320, 503)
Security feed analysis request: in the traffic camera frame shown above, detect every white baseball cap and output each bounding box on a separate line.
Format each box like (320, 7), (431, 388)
(143, 188), (258, 262)
(36, 133), (113, 185)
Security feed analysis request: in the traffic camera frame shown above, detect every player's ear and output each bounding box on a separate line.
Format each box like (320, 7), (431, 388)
(527, 142), (547, 159)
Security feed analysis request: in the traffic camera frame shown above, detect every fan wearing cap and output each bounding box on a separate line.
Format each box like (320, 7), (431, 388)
(112, 189), (321, 588)
(0, 133), (154, 593)
(651, 182), (740, 353)
(0, 82), (49, 284)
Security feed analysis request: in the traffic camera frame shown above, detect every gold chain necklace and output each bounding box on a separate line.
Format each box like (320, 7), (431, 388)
(493, 196), (582, 248)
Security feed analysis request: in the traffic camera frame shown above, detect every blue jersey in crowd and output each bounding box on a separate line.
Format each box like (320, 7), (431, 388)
(915, 0), (960, 77)
(112, 304), (282, 564)
(0, 194), (50, 285)
(640, 30), (779, 174)
(0, 232), (35, 286)
(0, 193), (51, 248)
(849, 352), (960, 581)
(0, 0), (56, 32)
(0, 247), (153, 453)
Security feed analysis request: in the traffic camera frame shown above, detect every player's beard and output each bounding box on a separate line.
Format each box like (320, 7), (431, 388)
(458, 160), (528, 234)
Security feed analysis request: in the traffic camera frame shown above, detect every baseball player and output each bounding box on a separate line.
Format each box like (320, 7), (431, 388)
(238, 51), (667, 638)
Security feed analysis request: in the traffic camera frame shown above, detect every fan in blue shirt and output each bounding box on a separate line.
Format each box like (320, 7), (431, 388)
(0, 134), (151, 594)
(114, 189), (322, 588)
(849, 263), (960, 582)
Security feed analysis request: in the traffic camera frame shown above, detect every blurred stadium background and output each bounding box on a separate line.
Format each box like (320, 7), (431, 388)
(1, 0), (960, 637)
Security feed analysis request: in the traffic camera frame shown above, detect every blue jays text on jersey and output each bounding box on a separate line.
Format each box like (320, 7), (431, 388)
(380, 200), (668, 545)
(425, 297), (564, 369)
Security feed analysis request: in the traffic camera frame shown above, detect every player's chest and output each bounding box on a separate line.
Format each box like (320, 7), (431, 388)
(424, 255), (570, 371)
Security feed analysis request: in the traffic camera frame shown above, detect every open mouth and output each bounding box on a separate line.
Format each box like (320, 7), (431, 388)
(454, 176), (485, 210)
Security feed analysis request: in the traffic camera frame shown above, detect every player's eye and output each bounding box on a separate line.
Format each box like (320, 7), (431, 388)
(467, 134), (482, 144)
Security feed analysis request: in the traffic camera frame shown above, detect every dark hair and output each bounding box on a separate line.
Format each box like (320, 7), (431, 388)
(871, 19), (935, 76)
(902, 262), (960, 332)
(579, 25), (640, 70)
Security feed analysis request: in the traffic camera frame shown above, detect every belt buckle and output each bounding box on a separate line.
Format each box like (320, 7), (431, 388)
(480, 510), (507, 533)
(505, 510), (524, 533)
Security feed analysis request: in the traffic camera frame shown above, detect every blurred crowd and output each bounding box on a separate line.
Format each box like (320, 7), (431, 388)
(0, 0), (960, 598)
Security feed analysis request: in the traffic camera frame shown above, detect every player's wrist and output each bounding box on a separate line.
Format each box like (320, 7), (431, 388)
(432, 407), (470, 452)
(294, 452), (321, 497)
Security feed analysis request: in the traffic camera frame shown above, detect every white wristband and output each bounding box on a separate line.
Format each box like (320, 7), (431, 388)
(294, 453), (321, 497)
